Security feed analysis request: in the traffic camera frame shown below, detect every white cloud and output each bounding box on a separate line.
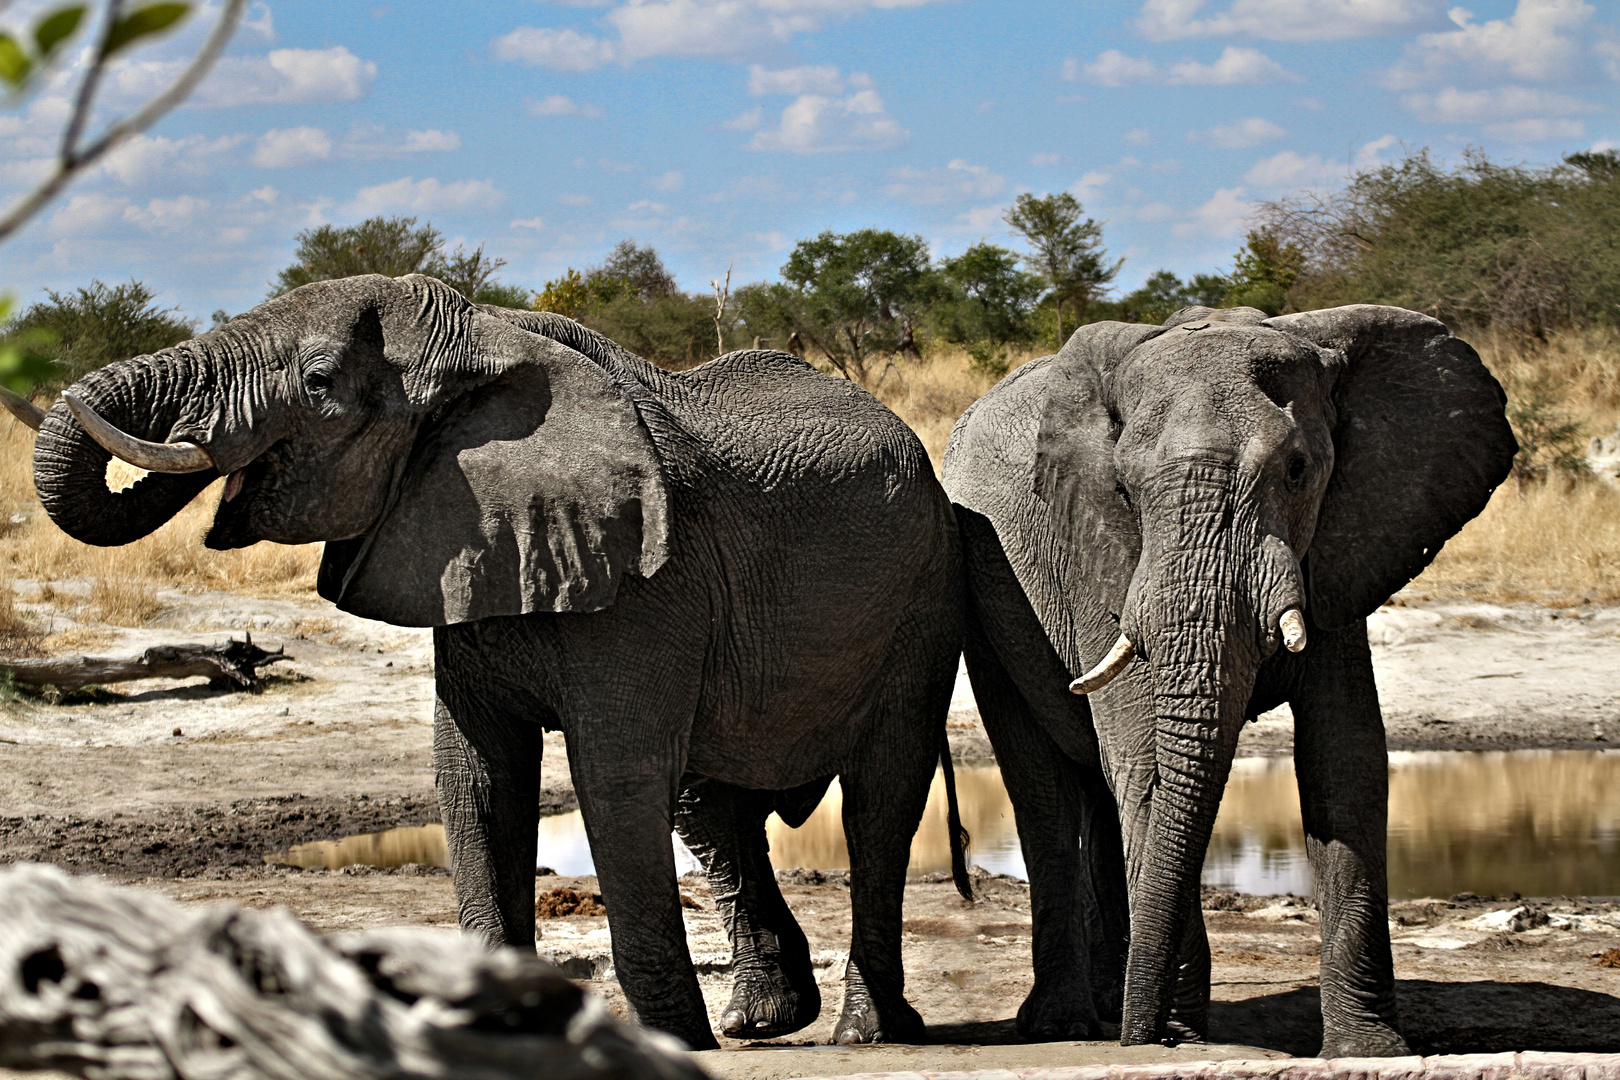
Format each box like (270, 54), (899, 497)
(649, 170), (685, 192)
(1125, 128), (1153, 145)
(1384, 0), (1600, 87)
(1137, 0), (1434, 41)
(724, 107), (765, 130)
(526, 94), (604, 118)
(511, 217), (546, 230)
(493, 26), (618, 71)
(884, 159), (1004, 204)
(1401, 84), (1596, 121)
(348, 177), (504, 215)
(253, 127), (332, 168)
(1072, 46), (1298, 86)
(748, 64), (850, 96)
(745, 68), (907, 153)
(1076, 49), (1160, 86)
(1242, 135), (1399, 190)
(1168, 46), (1302, 84)
(1030, 151), (1063, 166)
(1194, 116), (1287, 147)
(1136, 202), (1177, 221)
(102, 133), (240, 183)
(1485, 117), (1587, 139)
(1070, 170), (1113, 204)
(493, 1), (951, 69)
(403, 129), (462, 152)
(172, 46), (377, 106)
(123, 195), (210, 232)
(557, 193), (593, 206)
(1173, 186), (1253, 238)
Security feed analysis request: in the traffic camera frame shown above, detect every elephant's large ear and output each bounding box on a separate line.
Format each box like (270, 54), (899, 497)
(1033, 321), (1166, 618)
(319, 311), (670, 627)
(1266, 304), (1516, 629)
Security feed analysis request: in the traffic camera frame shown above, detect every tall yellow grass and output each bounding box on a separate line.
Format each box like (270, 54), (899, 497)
(0, 417), (322, 622)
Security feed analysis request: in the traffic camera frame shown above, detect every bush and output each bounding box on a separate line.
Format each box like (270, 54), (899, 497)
(3, 280), (196, 390)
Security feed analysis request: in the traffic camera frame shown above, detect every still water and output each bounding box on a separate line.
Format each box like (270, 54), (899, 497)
(274, 750), (1620, 900)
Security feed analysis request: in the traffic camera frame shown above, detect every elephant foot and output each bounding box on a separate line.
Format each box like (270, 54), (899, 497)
(1015, 976), (1105, 1041)
(832, 960), (923, 1045)
(720, 952), (821, 1039)
(1320, 1024), (1411, 1058)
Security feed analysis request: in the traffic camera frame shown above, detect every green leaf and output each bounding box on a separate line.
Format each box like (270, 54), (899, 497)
(0, 34), (33, 87)
(101, 2), (189, 59)
(34, 6), (86, 57)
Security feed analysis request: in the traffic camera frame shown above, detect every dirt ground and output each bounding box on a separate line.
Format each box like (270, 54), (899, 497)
(3, 583), (1620, 1073)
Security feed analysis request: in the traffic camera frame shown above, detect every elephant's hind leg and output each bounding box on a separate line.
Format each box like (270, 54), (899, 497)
(676, 779), (821, 1039)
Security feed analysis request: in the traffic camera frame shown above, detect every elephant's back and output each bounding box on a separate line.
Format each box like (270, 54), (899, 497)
(668, 349), (940, 504)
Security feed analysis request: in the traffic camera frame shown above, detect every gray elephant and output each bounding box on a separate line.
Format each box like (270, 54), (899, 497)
(942, 305), (1515, 1054)
(12, 274), (971, 1049)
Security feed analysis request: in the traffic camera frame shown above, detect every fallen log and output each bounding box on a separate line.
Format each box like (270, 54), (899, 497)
(0, 634), (288, 691)
(0, 863), (706, 1080)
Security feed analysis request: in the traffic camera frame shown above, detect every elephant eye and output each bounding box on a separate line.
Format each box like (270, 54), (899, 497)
(1285, 453), (1307, 489)
(304, 367), (335, 395)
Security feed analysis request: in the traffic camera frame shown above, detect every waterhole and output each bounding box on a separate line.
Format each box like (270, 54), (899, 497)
(272, 750), (1620, 899)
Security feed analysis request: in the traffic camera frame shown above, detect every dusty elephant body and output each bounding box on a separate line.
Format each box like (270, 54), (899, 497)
(942, 305), (1515, 1054)
(22, 274), (968, 1050)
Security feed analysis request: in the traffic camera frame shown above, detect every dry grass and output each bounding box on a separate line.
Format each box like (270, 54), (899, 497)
(863, 344), (1037, 471)
(1413, 480), (1620, 603)
(0, 417), (322, 617)
(1474, 325), (1620, 424)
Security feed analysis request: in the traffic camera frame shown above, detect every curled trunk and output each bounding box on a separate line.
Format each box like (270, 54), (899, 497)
(33, 354), (218, 547)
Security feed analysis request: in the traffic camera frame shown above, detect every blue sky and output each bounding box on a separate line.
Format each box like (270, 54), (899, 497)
(1, 0), (1616, 322)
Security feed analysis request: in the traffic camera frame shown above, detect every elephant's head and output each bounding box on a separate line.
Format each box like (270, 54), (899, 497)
(1033, 304), (1514, 1042)
(23, 274), (670, 626)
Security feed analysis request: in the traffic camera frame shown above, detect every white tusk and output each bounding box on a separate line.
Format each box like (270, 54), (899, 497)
(63, 392), (216, 474)
(0, 386), (46, 431)
(1069, 634), (1135, 695)
(1280, 608), (1307, 653)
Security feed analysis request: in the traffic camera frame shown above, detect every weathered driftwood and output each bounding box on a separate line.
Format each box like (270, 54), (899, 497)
(0, 863), (706, 1080)
(0, 635), (288, 691)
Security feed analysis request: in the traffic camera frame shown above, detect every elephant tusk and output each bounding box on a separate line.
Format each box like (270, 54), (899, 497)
(1279, 608), (1307, 653)
(0, 386), (46, 431)
(1069, 634), (1135, 695)
(63, 392), (216, 474)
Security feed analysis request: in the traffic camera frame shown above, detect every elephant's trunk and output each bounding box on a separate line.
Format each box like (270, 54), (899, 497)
(33, 351), (219, 547)
(1118, 463), (1264, 1044)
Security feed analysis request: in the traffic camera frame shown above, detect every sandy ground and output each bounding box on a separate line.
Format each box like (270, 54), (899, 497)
(3, 583), (1620, 1074)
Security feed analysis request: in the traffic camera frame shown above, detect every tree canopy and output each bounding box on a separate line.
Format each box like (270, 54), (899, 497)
(931, 242), (1044, 374)
(1003, 192), (1123, 342)
(3, 279), (197, 390)
(271, 216), (531, 307)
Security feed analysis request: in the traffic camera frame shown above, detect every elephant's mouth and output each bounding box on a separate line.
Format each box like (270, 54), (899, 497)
(204, 443), (286, 550)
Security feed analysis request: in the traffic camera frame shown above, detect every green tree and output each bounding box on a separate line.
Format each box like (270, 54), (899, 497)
(753, 229), (938, 384)
(1221, 228), (1305, 315)
(932, 242), (1044, 374)
(2, 279), (196, 390)
(534, 268), (592, 319)
(1002, 192), (1123, 344)
(585, 240), (678, 302)
(271, 216), (530, 307)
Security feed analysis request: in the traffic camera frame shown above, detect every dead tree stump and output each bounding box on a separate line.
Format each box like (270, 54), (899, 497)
(0, 863), (706, 1080)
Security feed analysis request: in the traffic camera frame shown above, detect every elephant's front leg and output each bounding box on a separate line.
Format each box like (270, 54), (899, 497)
(1290, 619), (1410, 1057)
(570, 735), (716, 1050)
(432, 690), (542, 949)
(675, 779), (820, 1039)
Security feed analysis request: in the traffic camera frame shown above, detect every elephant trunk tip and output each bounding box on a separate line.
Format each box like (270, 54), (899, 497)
(1069, 634), (1135, 695)
(1279, 608), (1307, 653)
(62, 391), (216, 475)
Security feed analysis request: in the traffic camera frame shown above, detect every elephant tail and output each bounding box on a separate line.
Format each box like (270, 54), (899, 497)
(940, 731), (974, 902)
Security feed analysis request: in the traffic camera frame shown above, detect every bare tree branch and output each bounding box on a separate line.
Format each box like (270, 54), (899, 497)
(0, 0), (247, 245)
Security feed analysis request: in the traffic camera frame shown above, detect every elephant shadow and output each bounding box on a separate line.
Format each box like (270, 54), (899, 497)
(1211, 979), (1620, 1056)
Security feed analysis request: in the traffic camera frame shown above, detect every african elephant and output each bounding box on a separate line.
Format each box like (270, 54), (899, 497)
(942, 305), (1515, 1054)
(12, 274), (970, 1050)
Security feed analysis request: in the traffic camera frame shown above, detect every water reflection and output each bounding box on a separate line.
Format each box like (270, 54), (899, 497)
(273, 752), (1620, 900)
